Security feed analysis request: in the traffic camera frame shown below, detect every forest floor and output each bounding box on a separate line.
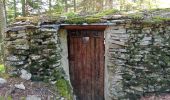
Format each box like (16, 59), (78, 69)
(0, 77), (61, 100)
(141, 94), (170, 100)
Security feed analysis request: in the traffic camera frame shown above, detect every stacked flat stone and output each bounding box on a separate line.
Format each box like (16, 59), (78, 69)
(29, 24), (63, 81)
(121, 25), (170, 99)
(5, 22), (36, 74)
(5, 22), (64, 82)
(105, 21), (170, 99)
(5, 14), (170, 99)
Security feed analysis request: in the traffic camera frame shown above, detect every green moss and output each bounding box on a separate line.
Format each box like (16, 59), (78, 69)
(129, 14), (143, 20)
(65, 17), (101, 24)
(141, 16), (170, 25)
(65, 9), (118, 24)
(152, 16), (170, 23)
(64, 12), (78, 19)
(85, 17), (101, 24)
(93, 9), (119, 17)
(0, 64), (5, 73)
(65, 17), (85, 24)
(147, 8), (170, 13)
(56, 79), (72, 100)
(0, 96), (12, 100)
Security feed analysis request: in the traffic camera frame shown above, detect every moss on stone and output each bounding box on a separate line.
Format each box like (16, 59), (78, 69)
(15, 16), (40, 24)
(128, 13), (143, 20)
(141, 16), (170, 26)
(65, 17), (101, 24)
(152, 16), (170, 23)
(65, 9), (118, 24)
(93, 9), (119, 17)
(0, 64), (5, 73)
(56, 79), (72, 100)
(85, 17), (101, 24)
(64, 12), (78, 19)
(0, 96), (12, 100)
(65, 17), (85, 24)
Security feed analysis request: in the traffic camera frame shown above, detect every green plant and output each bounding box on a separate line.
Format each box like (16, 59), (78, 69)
(0, 96), (12, 100)
(0, 64), (5, 73)
(93, 9), (119, 17)
(64, 12), (78, 19)
(56, 79), (72, 100)
(65, 9), (118, 24)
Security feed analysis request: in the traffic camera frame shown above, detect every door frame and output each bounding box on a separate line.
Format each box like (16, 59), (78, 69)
(63, 25), (107, 100)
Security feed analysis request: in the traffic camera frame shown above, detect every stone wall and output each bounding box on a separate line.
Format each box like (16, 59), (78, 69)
(104, 24), (128, 100)
(4, 19), (170, 100)
(5, 22), (65, 82)
(105, 21), (170, 99)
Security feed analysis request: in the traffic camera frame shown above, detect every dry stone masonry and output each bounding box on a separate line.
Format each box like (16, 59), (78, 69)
(5, 22), (65, 82)
(105, 20), (170, 99)
(4, 11), (170, 99)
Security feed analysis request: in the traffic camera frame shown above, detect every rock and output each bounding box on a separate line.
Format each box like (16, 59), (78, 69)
(60, 97), (64, 100)
(26, 95), (41, 100)
(15, 44), (29, 50)
(6, 61), (26, 66)
(15, 83), (25, 90)
(6, 55), (27, 61)
(20, 69), (32, 80)
(0, 78), (7, 84)
(30, 55), (41, 60)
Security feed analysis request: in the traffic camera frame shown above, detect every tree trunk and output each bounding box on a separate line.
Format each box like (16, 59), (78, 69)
(22, 0), (26, 16)
(14, 0), (17, 18)
(108, 0), (113, 9)
(120, 0), (125, 10)
(64, 0), (68, 12)
(96, 0), (103, 11)
(49, 0), (52, 11)
(73, 0), (76, 12)
(105, 0), (113, 9)
(0, 0), (6, 63)
(3, 0), (7, 23)
(139, 0), (144, 9)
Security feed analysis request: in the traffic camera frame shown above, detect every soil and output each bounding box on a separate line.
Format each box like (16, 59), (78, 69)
(0, 77), (60, 100)
(141, 94), (170, 100)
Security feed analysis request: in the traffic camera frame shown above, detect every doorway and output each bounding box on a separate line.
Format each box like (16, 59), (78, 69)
(68, 29), (105, 100)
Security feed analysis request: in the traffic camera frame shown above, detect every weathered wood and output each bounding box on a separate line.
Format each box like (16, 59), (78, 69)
(68, 30), (105, 100)
(64, 25), (107, 30)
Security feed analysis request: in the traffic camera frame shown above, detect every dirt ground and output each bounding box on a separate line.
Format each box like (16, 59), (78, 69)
(0, 77), (60, 100)
(1, 78), (170, 100)
(141, 94), (170, 100)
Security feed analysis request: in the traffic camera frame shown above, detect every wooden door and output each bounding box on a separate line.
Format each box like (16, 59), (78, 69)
(68, 30), (105, 100)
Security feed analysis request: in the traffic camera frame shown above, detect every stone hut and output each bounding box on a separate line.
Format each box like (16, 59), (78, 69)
(5, 9), (170, 100)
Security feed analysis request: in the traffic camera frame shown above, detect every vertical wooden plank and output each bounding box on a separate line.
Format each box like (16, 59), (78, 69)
(96, 31), (101, 99)
(68, 30), (105, 100)
(91, 31), (95, 100)
(94, 32), (98, 100)
(101, 31), (105, 100)
(80, 30), (84, 100)
(94, 31), (105, 100)
(77, 30), (81, 100)
(86, 31), (92, 100)
(97, 37), (101, 100)
(68, 31), (75, 92)
(74, 31), (79, 99)
(98, 31), (104, 100)
(73, 33), (78, 95)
